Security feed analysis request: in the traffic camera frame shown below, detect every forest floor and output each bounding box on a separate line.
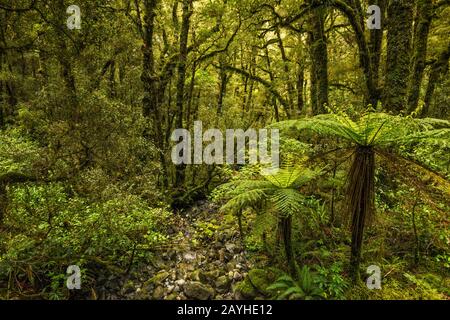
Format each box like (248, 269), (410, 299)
(94, 201), (257, 300)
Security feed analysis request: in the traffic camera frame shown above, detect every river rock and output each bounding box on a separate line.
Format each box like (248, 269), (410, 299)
(175, 279), (186, 287)
(225, 243), (237, 253)
(183, 252), (197, 261)
(215, 275), (231, 293)
(184, 281), (215, 300)
(152, 286), (165, 300)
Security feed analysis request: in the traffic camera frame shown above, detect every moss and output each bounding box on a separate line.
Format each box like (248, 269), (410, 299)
(144, 270), (170, 287)
(234, 268), (281, 300)
(234, 277), (257, 300)
(184, 281), (215, 300)
(346, 274), (447, 300)
(215, 275), (231, 293)
(248, 269), (272, 294)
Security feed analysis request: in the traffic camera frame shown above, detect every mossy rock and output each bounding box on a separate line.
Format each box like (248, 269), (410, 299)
(165, 292), (179, 300)
(145, 270), (170, 286)
(184, 281), (215, 300)
(215, 275), (231, 293)
(234, 268), (280, 299)
(152, 286), (166, 300)
(247, 268), (278, 295)
(200, 270), (220, 284)
(122, 280), (135, 294)
(234, 277), (257, 300)
(189, 269), (202, 282)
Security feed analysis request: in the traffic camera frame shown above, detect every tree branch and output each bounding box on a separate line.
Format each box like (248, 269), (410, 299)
(220, 64), (290, 113)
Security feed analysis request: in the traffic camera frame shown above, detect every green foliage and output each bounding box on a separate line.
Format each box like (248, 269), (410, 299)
(435, 254), (450, 270)
(193, 220), (220, 243)
(0, 182), (171, 299)
(273, 108), (450, 148)
(271, 109), (450, 279)
(217, 161), (323, 266)
(267, 265), (325, 300)
(303, 197), (330, 231)
(219, 161), (321, 218)
(316, 263), (349, 299)
(0, 128), (40, 174)
(0, 0), (448, 301)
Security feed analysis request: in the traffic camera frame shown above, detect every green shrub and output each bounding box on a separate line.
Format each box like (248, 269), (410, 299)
(0, 182), (171, 299)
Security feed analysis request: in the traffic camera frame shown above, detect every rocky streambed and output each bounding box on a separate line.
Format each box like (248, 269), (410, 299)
(94, 201), (275, 300)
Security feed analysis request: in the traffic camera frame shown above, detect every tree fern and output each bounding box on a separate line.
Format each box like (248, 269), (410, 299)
(220, 163), (321, 272)
(272, 109), (450, 280)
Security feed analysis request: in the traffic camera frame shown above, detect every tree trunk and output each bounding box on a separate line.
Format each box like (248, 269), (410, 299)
(411, 198), (420, 266)
(422, 44), (450, 117)
(383, 0), (414, 113)
(109, 60), (116, 98)
(368, 0), (385, 108)
(0, 51), (4, 128)
(216, 57), (228, 115)
(278, 214), (295, 274)
(348, 146), (375, 281)
(276, 28), (295, 117)
(264, 47), (281, 121)
(141, 0), (169, 189)
(308, 1), (328, 114)
(296, 64), (305, 115)
(407, 0), (433, 113)
(174, 0), (192, 187)
(56, 0), (78, 122)
(0, 183), (6, 224)
(186, 60), (197, 127)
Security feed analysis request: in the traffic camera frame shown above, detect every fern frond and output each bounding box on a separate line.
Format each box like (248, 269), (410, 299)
(271, 189), (305, 216)
(220, 188), (269, 213)
(273, 112), (450, 149)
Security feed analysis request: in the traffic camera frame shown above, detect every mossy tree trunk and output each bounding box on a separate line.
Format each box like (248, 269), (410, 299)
(383, 0), (414, 113)
(296, 63), (305, 115)
(308, 1), (328, 115)
(174, 0), (193, 187)
(141, 0), (171, 189)
(368, 0), (386, 108)
(276, 27), (296, 117)
(407, 0), (433, 113)
(216, 56), (229, 115)
(422, 44), (450, 117)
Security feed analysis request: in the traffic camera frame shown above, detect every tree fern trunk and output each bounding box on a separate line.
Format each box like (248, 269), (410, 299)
(0, 183), (6, 225)
(237, 210), (244, 245)
(348, 146), (375, 281)
(279, 215), (295, 274)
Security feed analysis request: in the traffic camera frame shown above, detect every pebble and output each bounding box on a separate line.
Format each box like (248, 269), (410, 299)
(233, 272), (242, 281)
(183, 252), (196, 261)
(175, 279), (186, 286)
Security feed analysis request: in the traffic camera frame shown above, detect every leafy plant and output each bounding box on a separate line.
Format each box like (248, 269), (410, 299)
(0, 182), (171, 299)
(316, 263), (349, 299)
(193, 220), (219, 242)
(267, 265), (325, 300)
